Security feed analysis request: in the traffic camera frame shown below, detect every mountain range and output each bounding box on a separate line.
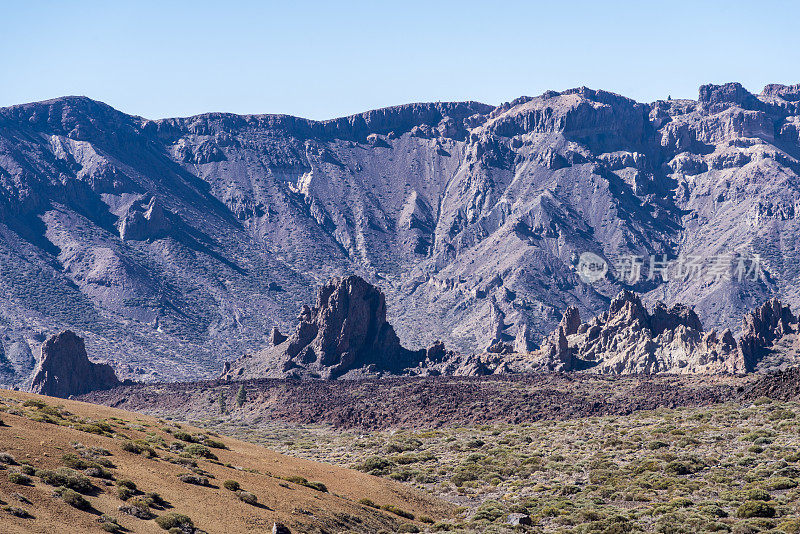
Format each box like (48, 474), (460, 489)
(1, 82), (799, 384)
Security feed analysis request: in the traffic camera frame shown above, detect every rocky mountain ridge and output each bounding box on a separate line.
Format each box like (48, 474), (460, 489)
(1, 82), (800, 383)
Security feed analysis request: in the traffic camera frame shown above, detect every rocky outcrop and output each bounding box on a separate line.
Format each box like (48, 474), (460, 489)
(29, 331), (120, 397)
(762, 84), (800, 102)
(525, 291), (745, 374)
(222, 276), (425, 379)
(118, 197), (172, 241)
(517, 293), (800, 375)
(269, 327), (288, 346)
(738, 298), (799, 370)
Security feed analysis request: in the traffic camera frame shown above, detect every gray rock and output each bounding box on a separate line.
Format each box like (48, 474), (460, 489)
(507, 513), (532, 526)
(29, 331), (120, 397)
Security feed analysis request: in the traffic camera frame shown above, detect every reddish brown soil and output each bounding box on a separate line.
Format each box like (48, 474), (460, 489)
(79, 373), (772, 431)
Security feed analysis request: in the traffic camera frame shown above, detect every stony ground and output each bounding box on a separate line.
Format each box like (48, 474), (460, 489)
(176, 398), (800, 533)
(80, 373), (750, 430)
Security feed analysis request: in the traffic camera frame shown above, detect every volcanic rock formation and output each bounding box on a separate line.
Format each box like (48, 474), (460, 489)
(29, 331), (120, 397)
(526, 291), (744, 374)
(222, 276), (425, 379)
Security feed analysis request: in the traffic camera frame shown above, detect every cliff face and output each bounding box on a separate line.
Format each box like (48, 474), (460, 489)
(0, 82), (799, 382)
(29, 331), (120, 397)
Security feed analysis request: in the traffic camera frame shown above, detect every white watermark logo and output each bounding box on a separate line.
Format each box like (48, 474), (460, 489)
(577, 252), (609, 283)
(577, 252), (766, 284)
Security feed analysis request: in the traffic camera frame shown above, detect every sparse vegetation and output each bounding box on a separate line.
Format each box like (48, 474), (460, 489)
(37, 467), (94, 493)
(207, 400), (800, 533)
(155, 512), (194, 531)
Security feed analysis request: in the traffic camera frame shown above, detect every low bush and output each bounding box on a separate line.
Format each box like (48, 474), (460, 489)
(56, 487), (91, 510)
(182, 444), (217, 460)
(737, 500), (776, 518)
(121, 440), (156, 457)
(98, 515), (121, 533)
(173, 431), (196, 442)
(119, 497), (154, 519)
(3, 505), (33, 518)
(236, 490), (257, 505)
(155, 512), (194, 531)
(177, 473), (209, 486)
(19, 465), (35, 476)
(223, 480), (241, 491)
(382, 504), (414, 520)
(8, 472), (30, 485)
(37, 468), (94, 493)
(203, 438), (228, 449)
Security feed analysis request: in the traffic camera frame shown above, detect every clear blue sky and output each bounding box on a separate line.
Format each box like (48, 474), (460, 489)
(2, 1), (798, 120)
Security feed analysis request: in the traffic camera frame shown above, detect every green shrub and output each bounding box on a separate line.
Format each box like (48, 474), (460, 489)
(144, 492), (166, 508)
(121, 440), (156, 457)
(765, 477), (798, 490)
(173, 431), (195, 442)
(236, 491), (257, 505)
(472, 500), (505, 522)
(203, 439), (227, 449)
(61, 453), (94, 470)
(398, 524), (420, 533)
(37, 468), (93, 493)
(19, 464), (35, 476)
(155, 512), (194, 531)
(117, 486), (135, 501)
(746, 488), (772, 501)
(223, 480), (241, 491)
(358, 456), (395, 474)
(359, 498), (378, 508)
(0, 452), (17, 465)
(182, 444), (217, 460)
(56, 487), (91, 510)
(8, 472), (30, 485)
(117, 479), (137, 490)
(382, 504), (414, 520)
(737, 500), (776, 518)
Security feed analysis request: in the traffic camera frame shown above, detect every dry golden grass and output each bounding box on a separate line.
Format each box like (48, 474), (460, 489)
(0, 389), (451, 533)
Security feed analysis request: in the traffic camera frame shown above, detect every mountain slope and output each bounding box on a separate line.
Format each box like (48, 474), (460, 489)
(0, 390), (450, 533)
(0, 83), (798, 382)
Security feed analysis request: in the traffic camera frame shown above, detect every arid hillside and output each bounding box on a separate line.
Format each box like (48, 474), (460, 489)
(0, 390), (451, 533)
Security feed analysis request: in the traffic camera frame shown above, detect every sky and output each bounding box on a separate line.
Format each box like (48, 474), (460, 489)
(2, 1), (799, 121)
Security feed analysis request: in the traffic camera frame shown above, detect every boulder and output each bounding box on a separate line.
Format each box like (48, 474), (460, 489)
(507, 513), (533, 526)
(29, 331), (120, 397)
